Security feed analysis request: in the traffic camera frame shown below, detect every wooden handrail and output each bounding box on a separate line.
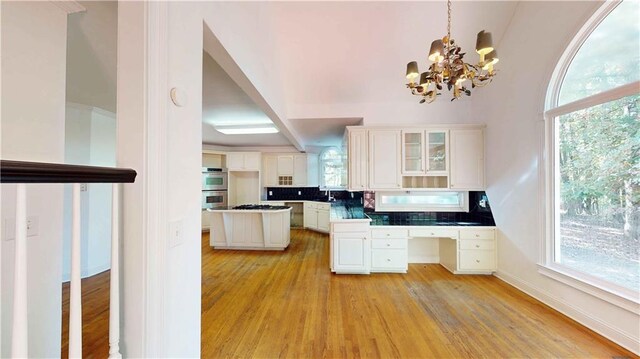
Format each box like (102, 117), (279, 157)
(0, 160), (137, 184)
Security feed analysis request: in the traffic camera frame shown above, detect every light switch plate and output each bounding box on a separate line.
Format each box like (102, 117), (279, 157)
(168, 220), (183, 248)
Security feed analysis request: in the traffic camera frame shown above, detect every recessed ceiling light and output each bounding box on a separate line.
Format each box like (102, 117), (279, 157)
(215, 124), (279, 135)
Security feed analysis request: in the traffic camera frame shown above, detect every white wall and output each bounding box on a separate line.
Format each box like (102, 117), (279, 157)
(0, 2), (68, 357)
(63, 104), (116, 281)
(473, 1), (639, 353)
(66, 1), (117, 113)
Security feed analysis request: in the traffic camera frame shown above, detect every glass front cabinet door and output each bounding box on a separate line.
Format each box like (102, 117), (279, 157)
(426, 130), (448, 174)
(401, 131), (426, 174)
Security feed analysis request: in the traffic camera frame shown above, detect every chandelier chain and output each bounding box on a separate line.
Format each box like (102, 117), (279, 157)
(447, 0), (451, 43)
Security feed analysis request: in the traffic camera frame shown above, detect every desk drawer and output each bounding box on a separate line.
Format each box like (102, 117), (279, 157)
(371, 249), (408, 270)
(409, 228), (458, 239)
(459, 250), (495, 271)
(459, 239), (495, 251)
(459, 228), (495, 240)
(372, 238), (407, 249)
(332, 222), (370, 233)
(371, 228), (408, 239)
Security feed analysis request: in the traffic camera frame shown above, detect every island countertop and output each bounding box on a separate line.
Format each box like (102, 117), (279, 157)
(206, 206), (291, 213)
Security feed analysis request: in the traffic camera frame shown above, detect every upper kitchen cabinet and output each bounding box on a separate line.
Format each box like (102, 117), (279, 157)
(262, 155), (278, 187)
(401, 130), (426, 175)
(262, 153), (318, 187)
(368, 129), (402, 189)
(227, 152), (261, 171)
(426, 130), (448, 174)
(449, 129), (485, 190)
(347, 129), (368, 191)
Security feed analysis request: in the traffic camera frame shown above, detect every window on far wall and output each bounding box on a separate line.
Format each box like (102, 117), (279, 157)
(545, 0), (639, 295)
(320, 147), (345, 188)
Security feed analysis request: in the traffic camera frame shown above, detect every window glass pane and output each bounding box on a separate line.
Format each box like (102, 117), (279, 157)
(556, 94), (640, 290)
(380, 192), (461, 206)
(558, 1), (640, 105)
(321, 148), (345, 188)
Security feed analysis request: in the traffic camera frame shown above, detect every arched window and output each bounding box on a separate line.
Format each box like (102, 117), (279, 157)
(320, 147), (345, 188)
(544, 0), (639, 299)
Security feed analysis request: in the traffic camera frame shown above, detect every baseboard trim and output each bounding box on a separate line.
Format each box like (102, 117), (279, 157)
(408, 255), (439, 264)
(62, 263), (110, 282)
(495, 270), (640, 355)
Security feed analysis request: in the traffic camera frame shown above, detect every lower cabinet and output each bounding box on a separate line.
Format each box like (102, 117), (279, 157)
(439, 228), (496, 274)
(330, 221), (371, 274)
(304, 202), (331, 233)
(370, 229), (408, 273)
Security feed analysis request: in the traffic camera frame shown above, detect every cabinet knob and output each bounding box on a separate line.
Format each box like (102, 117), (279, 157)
(475, 234), (480, 237)
(387, 258), (391, 262)
(430, 232), (435, 236)
(386, 233), (390, 237)
(475, 244), (480, 248)
(476, 259), (480, 263)
(386, 243), (391, 247)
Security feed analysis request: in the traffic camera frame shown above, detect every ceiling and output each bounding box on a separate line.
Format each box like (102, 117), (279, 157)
(202, 1), (519, 149)
(202, 52), (292, 147)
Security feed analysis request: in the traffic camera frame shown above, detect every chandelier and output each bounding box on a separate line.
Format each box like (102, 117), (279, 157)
(405, 0), (499, 103)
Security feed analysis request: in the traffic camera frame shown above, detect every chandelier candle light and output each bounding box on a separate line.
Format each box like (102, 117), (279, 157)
(405, 0), (499, 103)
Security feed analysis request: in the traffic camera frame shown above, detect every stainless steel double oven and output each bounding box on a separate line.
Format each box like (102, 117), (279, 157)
(202, 168), (228, 209)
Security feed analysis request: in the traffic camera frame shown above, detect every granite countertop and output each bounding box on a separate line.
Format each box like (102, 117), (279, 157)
(330, 204), (368, 220)
(366, 213), (495, 227)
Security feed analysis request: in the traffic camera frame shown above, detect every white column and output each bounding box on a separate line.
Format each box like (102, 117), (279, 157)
(109, 183), (122, 358)
(11, 183), (28, 358)
(69, 183), (82, 358)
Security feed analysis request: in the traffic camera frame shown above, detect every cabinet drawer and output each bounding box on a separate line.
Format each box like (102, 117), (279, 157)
(459, 228), (495, 240)
(332, 222), (370, 233)
(371, 228), (408, 239)
(316, 203), (331, 211)
(459, 239), (495, 250)
(409, 228), (458, 239)
(371, 238), (407, 249)
(459, 250), (495, 271)
(371, 249), (408, 270)
(304, 202), (317, 210)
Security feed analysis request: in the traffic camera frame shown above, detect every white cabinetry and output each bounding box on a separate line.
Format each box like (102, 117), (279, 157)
(304, 202), (331, 233)
(401, 130), (426, 175)
(262, 153), (318, 187)
(347, 129), (368, 191)
(227, 152), (261, 171)
(293, 154), (308, 186)
(331, 221), (371, 274)
(450, 129), (484, 190)
(262, 155), (278, 187)
(370, 228), (408, 273)
(368, 130), (402, 189)
(438, 227), (496, 274)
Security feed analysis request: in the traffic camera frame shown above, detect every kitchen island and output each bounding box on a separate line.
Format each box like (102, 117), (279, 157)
(207, 205), (291, 250)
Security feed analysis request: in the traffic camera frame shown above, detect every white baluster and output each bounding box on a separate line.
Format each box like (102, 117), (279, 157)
(109, 183), (122, 358)
(69, 183), (82, 358)
(12, 183), (28, 358)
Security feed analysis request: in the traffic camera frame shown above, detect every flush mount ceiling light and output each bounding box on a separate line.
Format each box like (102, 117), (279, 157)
(405, 0), (499, 103)
(215, 124), (279, 135)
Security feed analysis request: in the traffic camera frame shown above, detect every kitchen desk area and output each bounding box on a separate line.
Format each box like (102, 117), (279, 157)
(329, 195), (497, 275)
(207, 205), (292, 250)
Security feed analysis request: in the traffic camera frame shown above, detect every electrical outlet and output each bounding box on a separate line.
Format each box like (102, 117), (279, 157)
(3, 215), (38, 240)
(298, 191), (302, 196)
(168, 220), (183, 248)
(80, 183), (88, 192)
(268, 191), (273, 196)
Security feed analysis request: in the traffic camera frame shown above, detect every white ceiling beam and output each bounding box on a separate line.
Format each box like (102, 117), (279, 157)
(51, 1), (86, 14)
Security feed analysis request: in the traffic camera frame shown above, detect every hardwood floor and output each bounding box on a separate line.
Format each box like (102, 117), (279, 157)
(62, 229), (637, 358)
(61, 269), (110, 359)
